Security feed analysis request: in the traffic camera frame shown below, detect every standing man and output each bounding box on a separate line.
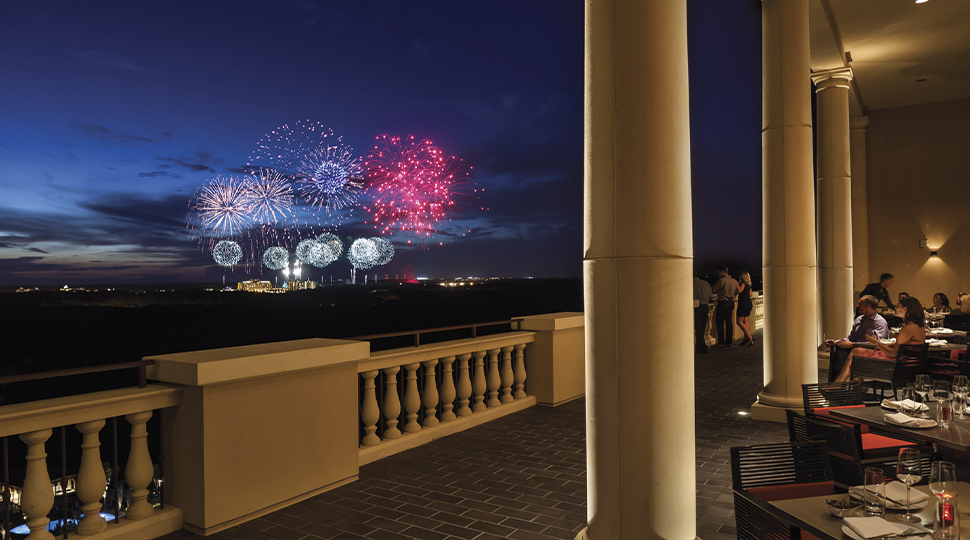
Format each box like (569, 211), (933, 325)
(860, 273), (895, 309)
(712, 265), (739, 347)
(693, 270), (714, 353)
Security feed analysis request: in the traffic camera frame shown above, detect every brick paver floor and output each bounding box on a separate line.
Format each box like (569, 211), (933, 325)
(160, 328), (806, 540)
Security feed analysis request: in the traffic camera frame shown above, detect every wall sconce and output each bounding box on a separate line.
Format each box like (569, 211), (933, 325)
(930, 250), (939, 257)
(919, 240), (929, 249)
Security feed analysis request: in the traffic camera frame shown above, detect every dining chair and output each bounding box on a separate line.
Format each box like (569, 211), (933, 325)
(850, 343), (929, 399)
(786, 410), (932, 489)
(731, 441), (834, 540)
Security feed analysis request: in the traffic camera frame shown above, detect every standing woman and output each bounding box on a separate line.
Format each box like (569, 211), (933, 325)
(736, 271), (755, 346)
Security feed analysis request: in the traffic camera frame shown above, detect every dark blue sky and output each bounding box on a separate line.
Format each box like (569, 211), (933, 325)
(0, 1), (761, 286)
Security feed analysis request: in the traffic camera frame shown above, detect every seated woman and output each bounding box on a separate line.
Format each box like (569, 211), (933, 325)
(950, 293), (970, 316)
(834, 296), (926, 382)
(929, 292), (951, 314)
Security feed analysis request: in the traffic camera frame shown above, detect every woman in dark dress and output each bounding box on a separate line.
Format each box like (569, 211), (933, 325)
(736, 271), (754, 346)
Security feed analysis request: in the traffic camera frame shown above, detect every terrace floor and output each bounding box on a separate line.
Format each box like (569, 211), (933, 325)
(160, 328), (801, 540)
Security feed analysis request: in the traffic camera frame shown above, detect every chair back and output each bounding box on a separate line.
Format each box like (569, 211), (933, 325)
(894, 343), (929, 385)
(786, 410), (865, 487)
(801, 381), (864, 413)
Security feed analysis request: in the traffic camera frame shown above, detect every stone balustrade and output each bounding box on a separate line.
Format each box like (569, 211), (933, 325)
(357, 331), (537, 465)
(0, 385), (183, 539)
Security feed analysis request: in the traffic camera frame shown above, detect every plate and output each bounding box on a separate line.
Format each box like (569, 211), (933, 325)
(881, 400), (928, 412)
(842, 524), (931, 540)
(849, 487), (931, 511)
(884, 415), (937, 429)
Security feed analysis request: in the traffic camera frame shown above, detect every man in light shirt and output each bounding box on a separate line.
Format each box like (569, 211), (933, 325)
(712, 265), (739, 347)
(824, 295), (890, 382)
(693, 271), (714, 353)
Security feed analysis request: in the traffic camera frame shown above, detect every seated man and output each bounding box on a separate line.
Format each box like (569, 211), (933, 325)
(824, 295), (890, 382)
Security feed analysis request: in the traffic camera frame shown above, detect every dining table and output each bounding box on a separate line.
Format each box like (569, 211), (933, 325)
(769, 483), (970, 540)
(831, 402), (970, 453)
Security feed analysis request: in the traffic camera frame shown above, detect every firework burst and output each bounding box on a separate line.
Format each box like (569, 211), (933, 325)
(362, 135), (473, 240)
(188, 176), (254, 245)
(262, 246), (289, 270)
(213, 240), (243, 267)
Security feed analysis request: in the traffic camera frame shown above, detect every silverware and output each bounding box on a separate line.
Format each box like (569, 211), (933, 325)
(870, 532), (928, 540)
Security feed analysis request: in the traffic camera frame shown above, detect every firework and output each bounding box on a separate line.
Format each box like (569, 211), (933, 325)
(295, 234), (342, 268)
(213, 240), (243, 267)
(315, 233), (344, 266)
(188, 176), (254, 242)
(262, 246), (289, 270)
(297, 145), (364, 213)
(248, 120), (338, 174)
(347, 237), (395, 270)
(246, 169), (294, 224)
(362, 135), (472, 240)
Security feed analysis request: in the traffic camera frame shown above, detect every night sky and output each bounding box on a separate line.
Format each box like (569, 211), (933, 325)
(0, 1), (762, 286)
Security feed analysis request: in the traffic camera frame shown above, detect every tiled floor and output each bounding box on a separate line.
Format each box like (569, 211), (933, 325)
(160, 329), (799, 540)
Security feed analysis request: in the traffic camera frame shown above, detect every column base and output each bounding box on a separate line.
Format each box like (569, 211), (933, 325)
(575, 525), (701, 540)
(750, 401), (800, 423)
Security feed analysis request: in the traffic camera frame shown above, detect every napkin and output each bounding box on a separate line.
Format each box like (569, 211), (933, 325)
(883, 480), (929, 503)
(886, 412), (919, 425)
(884, 399), (927, 412)
(843, 516), (930, 539)
(844, 517), (911, 538)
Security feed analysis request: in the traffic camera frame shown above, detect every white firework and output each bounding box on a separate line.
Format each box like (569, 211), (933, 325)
(262, 246), (289, 270)
(213, 240), (243, 267)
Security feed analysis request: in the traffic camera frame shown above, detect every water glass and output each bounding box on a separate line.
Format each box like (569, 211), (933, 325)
(954, 392), (967, 419)
(935, 380), (950, 402)
(864, 467), (886, 516)
(934, 498), (960, 540)
(939, 398), (953, 428)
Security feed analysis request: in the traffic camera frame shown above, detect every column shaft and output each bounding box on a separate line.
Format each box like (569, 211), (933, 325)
(813, 69), (854, 345)
(756, 0), (818, 418)
(582, 0), (695, 538)
(850, 117), (870, 295)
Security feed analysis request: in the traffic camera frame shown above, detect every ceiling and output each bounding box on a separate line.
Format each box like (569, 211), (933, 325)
(809, 0), (970, 115)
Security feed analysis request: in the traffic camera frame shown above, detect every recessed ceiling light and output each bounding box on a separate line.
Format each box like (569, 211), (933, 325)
(916, 78), (928, 82)
(915, 0), (929, 3)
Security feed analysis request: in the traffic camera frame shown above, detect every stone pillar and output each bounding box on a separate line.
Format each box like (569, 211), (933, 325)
(812, 67), (854, 346)
(753, 0), (819, 422)
(581, 0), (696, 538)
(850, 116), (870, 295)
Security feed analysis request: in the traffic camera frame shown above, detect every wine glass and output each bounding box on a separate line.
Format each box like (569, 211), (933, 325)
(935, 380), (950, 401)
(900, 386), (918, 416)
(896, 448), (924, 523)
(915, 374), (932, 418)
(930, 461), (958, 502)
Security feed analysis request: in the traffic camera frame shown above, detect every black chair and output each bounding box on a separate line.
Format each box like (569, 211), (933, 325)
(851, 343), (929, 399)
(786, 410), (933, 489)
(731, 441), (834, 540)
(801, 381), (865, 413)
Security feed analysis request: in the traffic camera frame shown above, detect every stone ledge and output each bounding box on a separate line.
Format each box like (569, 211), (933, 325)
(80, 506), (182, 540)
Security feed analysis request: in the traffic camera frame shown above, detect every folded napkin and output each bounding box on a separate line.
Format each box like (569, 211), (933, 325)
(885, 399), (927, 412)
(886, 412), (923, 425)
(933, 328), (954, 334)
(883, 480), (929, 503)
(844, 516), (930, 539)
(879, 338), (896, 344)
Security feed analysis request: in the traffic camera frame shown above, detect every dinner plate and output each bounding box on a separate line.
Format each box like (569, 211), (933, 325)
(884, 415), (937, 429)
(881, 400), (928, 412)
(848, 487), (931, 511)
(842, 524), (931, 540)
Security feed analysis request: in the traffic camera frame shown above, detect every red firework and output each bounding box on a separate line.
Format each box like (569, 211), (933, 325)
(362, 134), (473, 239)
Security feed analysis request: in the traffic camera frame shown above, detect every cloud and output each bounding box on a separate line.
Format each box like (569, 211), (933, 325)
(157, 150), (225, 173)
(71, 51), (147, 71)
(138, 171), (180, 178)
(69, 123), (155, 147)
(26, 247), (49, 254)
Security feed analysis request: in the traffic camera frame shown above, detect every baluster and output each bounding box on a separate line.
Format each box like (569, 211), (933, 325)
(360, 370), (381, 446)
(471, 351), (487, 412)
(439, 356), (457, 421)
(19, 428), (54, 540)
(382, 366), (402, 439)
(500, 346), (514, 403)
(76, 419), (108, 535)
(422, 359), (440, 427)
(486, 348), (502, 407)
(456, 353), (473, 416)
(513, 343), (528, 399)
(403, 363), (422, 432)
(124, 411), (154, 521)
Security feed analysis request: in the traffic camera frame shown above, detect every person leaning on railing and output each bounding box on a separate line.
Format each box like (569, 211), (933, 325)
(832, 296), (927, 383)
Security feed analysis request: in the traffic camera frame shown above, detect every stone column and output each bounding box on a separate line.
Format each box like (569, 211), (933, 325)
(581, 0), (696, 538)
(812, 67), (855, 346)
(850, 116), (870, 295)
(753, 0), (819, 421)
